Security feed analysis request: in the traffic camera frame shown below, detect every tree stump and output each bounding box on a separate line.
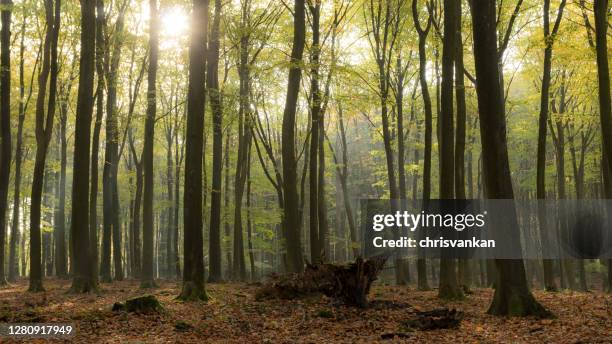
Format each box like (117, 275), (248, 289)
(256, 255), (388, 307)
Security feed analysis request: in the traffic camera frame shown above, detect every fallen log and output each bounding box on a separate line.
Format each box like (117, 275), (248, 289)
(255, 255), (388, 307)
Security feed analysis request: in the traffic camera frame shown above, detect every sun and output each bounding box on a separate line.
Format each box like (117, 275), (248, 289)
(160, 6), (189, 39)
(136, 2), (189, 47)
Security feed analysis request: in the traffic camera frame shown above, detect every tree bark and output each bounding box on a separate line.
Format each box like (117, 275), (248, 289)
(8, 12), (27, 282)
(438, 0), (463, 301)
(103, 4), (127, 282)
(207, 0), (223, 283)
(70, 0), (96, 293)
(281, 0), (306, 274)
(536, 0), (566, 292)
(412, 0), (432, 291)
(178, 0), (208, 300)
(470, 0), (550, 316)
(0, 0), (12, 285)
(30, 0), (60, 292)
(308, 2), (321, 264)
(141, 0), (159, 289)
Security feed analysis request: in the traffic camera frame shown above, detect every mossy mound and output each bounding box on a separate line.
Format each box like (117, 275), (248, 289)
(112, 295), (163, 313)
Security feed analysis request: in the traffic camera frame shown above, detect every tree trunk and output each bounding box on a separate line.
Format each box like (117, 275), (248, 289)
(8, 13), (26, 282)
(207, 0), (223, 283)
(30, 0), (60, 292)
(0, 0), (12, 285)
(594, 0), (612, 293)
(455, 0), (470, 292)
(95, 0), (111, 283)
(246, 145), (255, 281)
(224, 131), (232, 277)
(54, 86), (69, 278)
(103, 5), (126, 282)
(471, 0), (550, 316)
(70, 0), (96, 293)
(412, 0), (432, 291)
(308, 2), (321, 264)
(141, 0), (159, 289)
(281, 0), (306, 274)
(438, 0), (463, 301)
(178, 0), (208, 300)
(536, 0), (566, 292)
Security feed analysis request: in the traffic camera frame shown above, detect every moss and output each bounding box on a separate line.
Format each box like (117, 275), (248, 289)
(124, 295), (163, 313)
(316, 309), (334, 318)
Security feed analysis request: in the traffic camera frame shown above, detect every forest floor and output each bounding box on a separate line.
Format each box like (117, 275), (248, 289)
(0, 278), (610, 343)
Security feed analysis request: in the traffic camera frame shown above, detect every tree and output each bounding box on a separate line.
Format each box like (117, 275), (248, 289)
(70, 0), (97, 293)
(54, 64), (76, 279)
(593, 0), (611, 292)
(179, 0), (209, 300)
(281, 0), (306, 274)
(141, 0), (159, 289)
(308, 0), (321, 264)
(437, 0), (463, 301)
(0, 0), (12, 285)
(102, 1), (128, 282)
(29, 0), (60, 292)
(412, 0), (433, 291)
(535, 0), (566, 292)
(364, 0), (406, 285)
(470, 0), (550, 316)
(9, 9), (35, 282)
(207, 0), (223, 283)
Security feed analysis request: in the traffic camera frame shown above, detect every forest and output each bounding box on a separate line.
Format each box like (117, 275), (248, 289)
(0, 0), (610, 342)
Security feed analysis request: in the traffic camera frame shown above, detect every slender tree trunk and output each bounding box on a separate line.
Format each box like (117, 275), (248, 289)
(455, 0), (470, 292)
(141, 0), (159, 288)
(246, 145), (255, 281)
(71, 0), (96, 293)
(308, 2), (321, 264)
(412, 0), (432, 291)
(438, 0), (463, 300)
(593, 0), (612, 293)
(224, 131), (232, 277)
(103, 5), (126, 282)
(30, 0), (60, 292)
(54, 86), (69, 278)
(95, 0), (111, 283)
(174, 127), (182, 279)
(178, 0), (208, 300)
(317, 99), (328, 262)
(207, 0), (223, 283)
(8, 13), (26, 282)
(471, 0), (550, 316)
(281, 0), (306, 273)
(0, 0), (12, 285)
(536, 0), (566, 292)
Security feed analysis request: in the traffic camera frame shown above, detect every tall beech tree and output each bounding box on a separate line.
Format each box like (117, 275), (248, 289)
(102, 2), (128, 282)
(593, 0), (611, 292)
(535, 0), (566, 292)
(179, 0), (209, 300)
(30, 0), (60, 292)
(470, 0), (550, 316)
(207, 0), (223, 283)
(438, 0), (463, 301)
(70, 0), (96, 293)
(412, 0), (433, 291)
(9, 10), (35, 282)
(141, 0), (159, 288)
(281, 0), (306, 273)
(0, 0), (12, 285)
